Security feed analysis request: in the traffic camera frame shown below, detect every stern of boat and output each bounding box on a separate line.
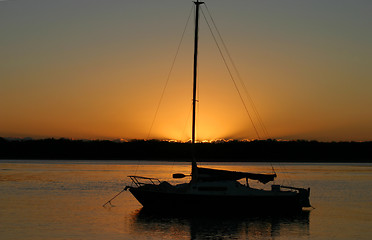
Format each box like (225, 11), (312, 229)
(298, 187), (311, 208)
(277, 185), (311, 208)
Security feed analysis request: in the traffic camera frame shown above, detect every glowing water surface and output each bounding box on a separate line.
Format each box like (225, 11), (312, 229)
(1, 160), (371, 240)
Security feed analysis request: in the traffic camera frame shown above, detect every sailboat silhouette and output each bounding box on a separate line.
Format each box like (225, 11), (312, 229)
(125, 0), (311, 214)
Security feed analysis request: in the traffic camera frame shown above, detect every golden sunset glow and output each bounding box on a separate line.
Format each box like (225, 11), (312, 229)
(1, 0), (371, 142)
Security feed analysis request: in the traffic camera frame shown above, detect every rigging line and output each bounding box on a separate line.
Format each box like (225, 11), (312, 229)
(203, 6), (293, 188)
(200, 7), (261, 140)
(204, 4), (270, 139)
(146, 5), (194, 140)
(204, 5), (274, 181)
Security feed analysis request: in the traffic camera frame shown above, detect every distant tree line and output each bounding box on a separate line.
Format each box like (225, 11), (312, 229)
(0, 138), (371, 162)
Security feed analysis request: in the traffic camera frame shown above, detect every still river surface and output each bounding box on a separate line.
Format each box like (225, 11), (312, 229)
(0, 160), (371, 240)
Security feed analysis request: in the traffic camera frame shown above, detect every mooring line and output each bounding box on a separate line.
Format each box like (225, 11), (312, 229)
(102, 187), (129, 207)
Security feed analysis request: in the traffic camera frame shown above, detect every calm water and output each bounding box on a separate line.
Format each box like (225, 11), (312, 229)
(1, 160), (371, 240)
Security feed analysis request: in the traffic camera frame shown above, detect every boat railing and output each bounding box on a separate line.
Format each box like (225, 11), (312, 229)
(128, 175), (161, 187)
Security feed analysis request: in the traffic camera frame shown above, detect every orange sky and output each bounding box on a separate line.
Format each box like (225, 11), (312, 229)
(1, 0), (371, 142)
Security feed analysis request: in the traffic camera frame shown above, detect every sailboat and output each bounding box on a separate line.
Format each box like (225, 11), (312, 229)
(125, 0), (311, 214)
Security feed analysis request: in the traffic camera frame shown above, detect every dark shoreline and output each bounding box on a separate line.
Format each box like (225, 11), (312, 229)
(1, 138), (371, 163)
(2, 159), (372, 164)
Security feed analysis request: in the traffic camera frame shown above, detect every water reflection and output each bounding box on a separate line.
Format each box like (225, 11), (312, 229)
(130, 208), (310, 239)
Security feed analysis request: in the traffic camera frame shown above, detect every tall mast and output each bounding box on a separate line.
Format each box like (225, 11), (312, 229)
(191, 0), (203, 180)
(192, 0), (204, 144)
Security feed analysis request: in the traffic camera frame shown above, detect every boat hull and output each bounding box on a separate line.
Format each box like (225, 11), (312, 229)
(129, 187), (305, 215)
